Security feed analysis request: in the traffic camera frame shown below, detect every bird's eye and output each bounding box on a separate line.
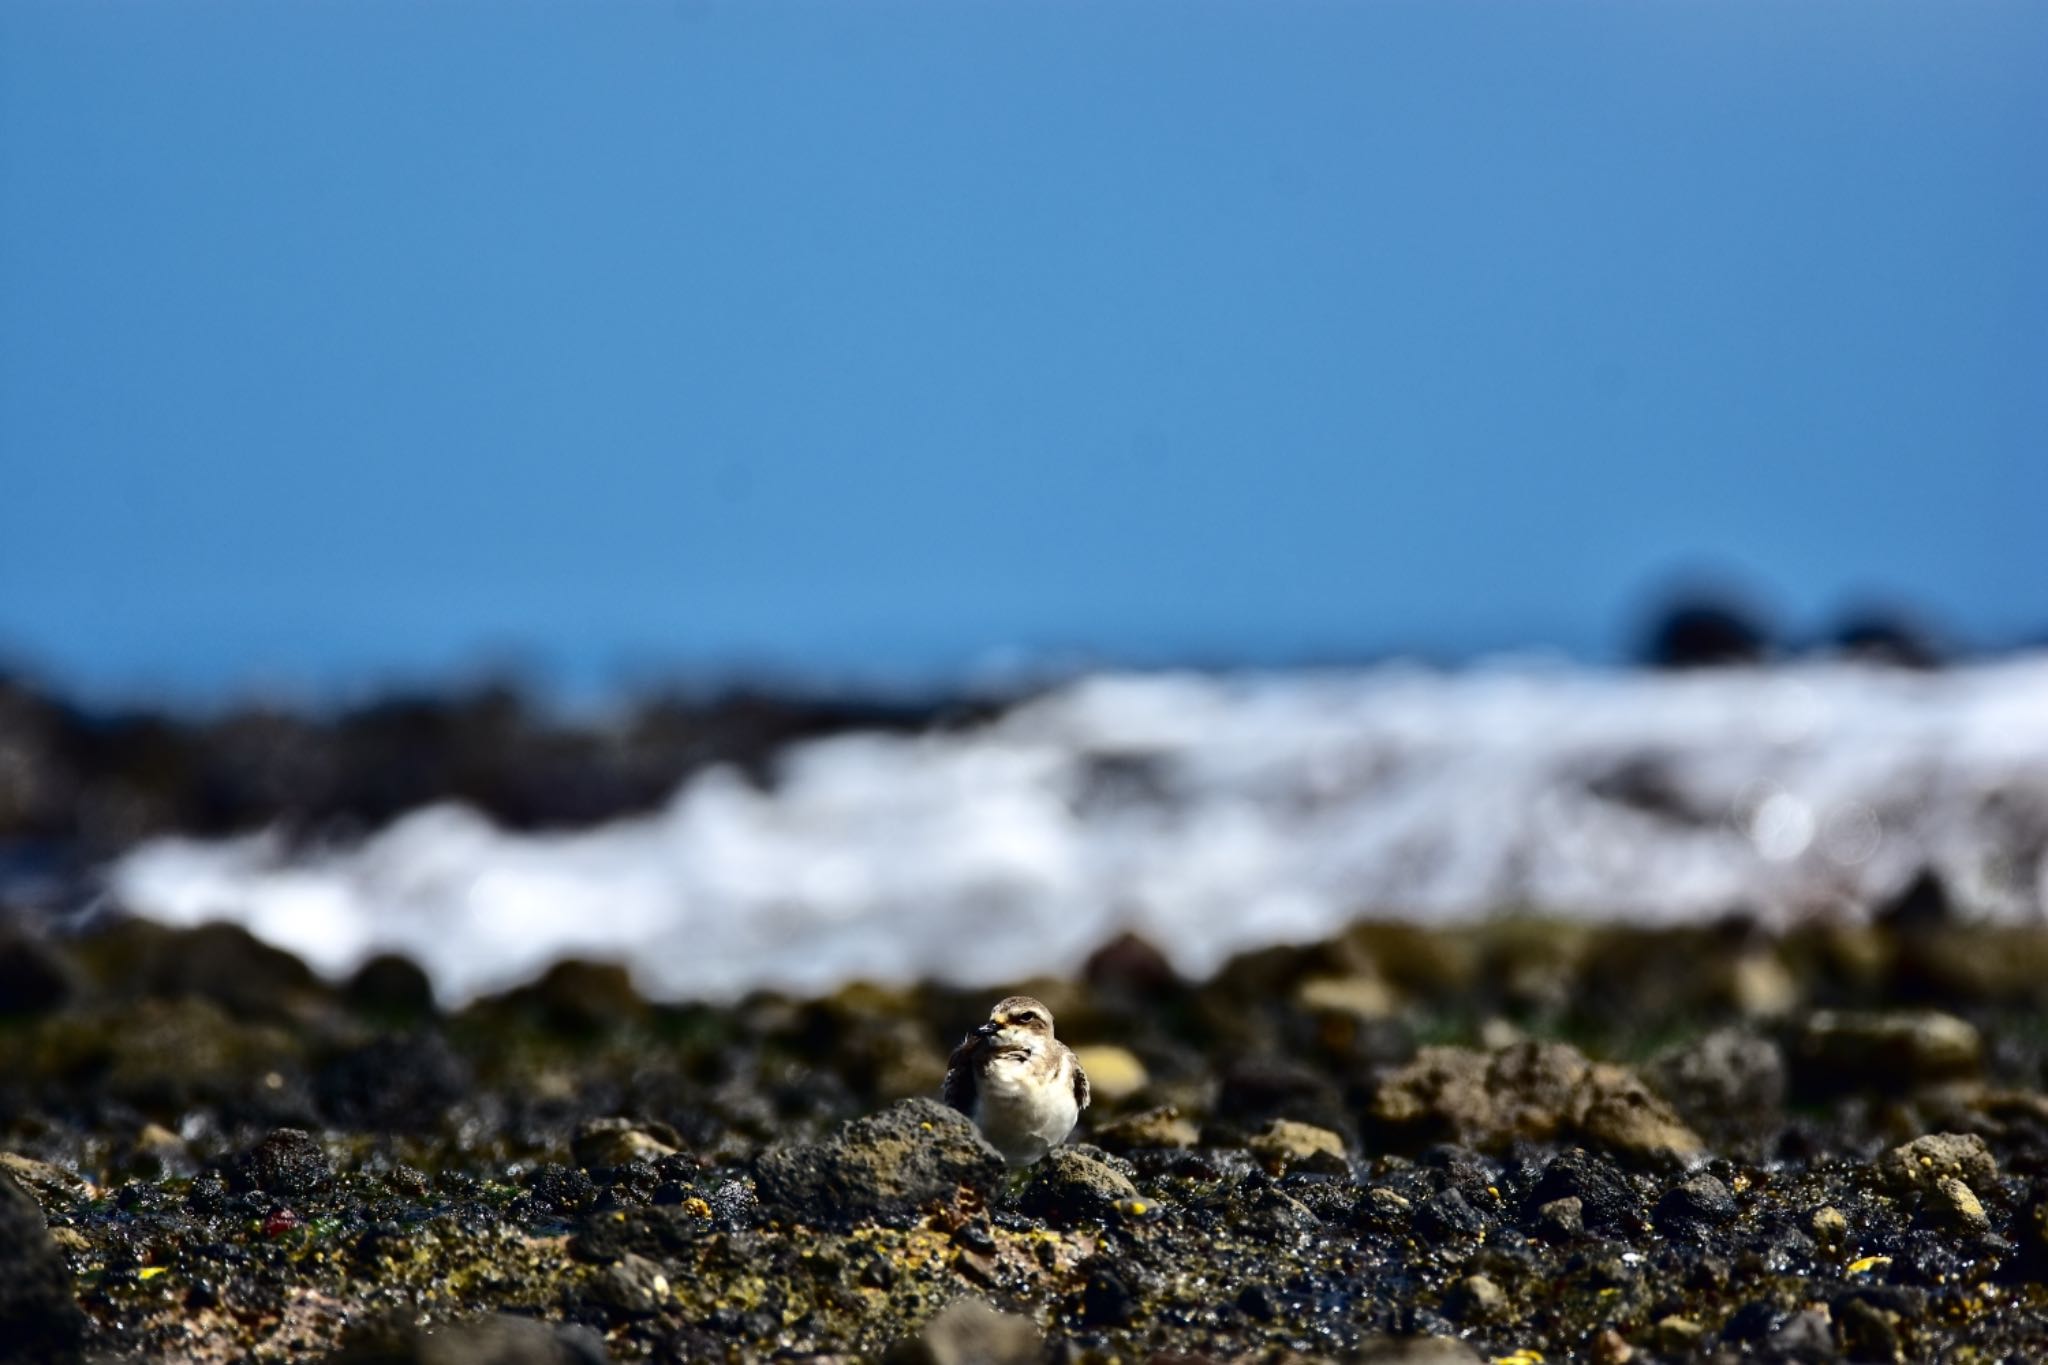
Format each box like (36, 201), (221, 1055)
(1014, 1012), (1038, 1025)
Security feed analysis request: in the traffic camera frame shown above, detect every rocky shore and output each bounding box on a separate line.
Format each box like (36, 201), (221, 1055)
(7, 910), (2048, 1362)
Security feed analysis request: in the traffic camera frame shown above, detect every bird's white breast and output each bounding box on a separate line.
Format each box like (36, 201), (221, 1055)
(974, 1050), (1080, 1166)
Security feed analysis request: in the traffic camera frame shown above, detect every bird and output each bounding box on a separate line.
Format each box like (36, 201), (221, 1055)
(942, 995), (1090, 1167)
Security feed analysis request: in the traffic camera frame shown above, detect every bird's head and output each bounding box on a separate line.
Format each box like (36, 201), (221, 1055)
(972, 995), (1057, 1055)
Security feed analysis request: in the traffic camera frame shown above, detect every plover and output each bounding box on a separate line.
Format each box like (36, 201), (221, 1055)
(943, 995), (1090, 1167)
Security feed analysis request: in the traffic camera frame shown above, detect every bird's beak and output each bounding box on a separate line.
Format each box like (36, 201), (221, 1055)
(973, 1022), (1000, 1038)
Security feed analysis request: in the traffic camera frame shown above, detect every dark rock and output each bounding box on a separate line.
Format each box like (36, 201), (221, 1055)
(524, 1164), (599, 1215)
(0, 1170), (85, 1365)
(1413, 1187), (1488, 1244)
(1720, 1298), (1787, 1343)
(501, 960), (643, 1032)
(1082, 931), (1180, 998)
(1654, 1173), (1737, 1235)
(883, 1297), (1041, 1365)
(1641, 591), (1773, 668)
(754, 1098), (1003, 1227)
(1442, 1273), (1508, 1324)
(1079, 1266), (1138, 1328)
(1522, 1149), (1646, 1237)
(185, 1168), (229, 1215)
(1833, 1294), (1904, 1363)
(1212, 1058), (1353, 1140)
(316, 1033), (471, 1132)
(0, 931), (76, 1017)
(1530, 1194), (1585, 1242)
(1018, 1147), (1140, 1226)
(1769, 1307), (1837, 1361)
(571, 1118), (683, 1170)
(1833, 609), (1945, 670)
(232, 1127), (331, 1196)
(1876, 868), (1954, 932)
(588, 1254), (670, 1318)
(100, 920), (318, 1020)
(568, 1205), (710, 1265)
(1648, 1027), (1786, 1128)
(344, 954), (438, 1018)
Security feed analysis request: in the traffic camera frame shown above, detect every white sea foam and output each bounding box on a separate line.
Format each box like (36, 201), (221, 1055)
(108, 657), (2048, 1003)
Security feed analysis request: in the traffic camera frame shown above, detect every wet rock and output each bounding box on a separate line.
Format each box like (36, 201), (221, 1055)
(571, 1118), (682, 1169)
(883, 1297), (1040, 1365)
(0, 1170), (86, 1365)
(316, 1033), (470, 1132)
(1654, 1173), (1737, 1235)
(231, 1127), (332, 1196)
(1018, 1147), (1140, 1226)
(1413, 1187), (1488, 1244)
(754, 1098), (1004, 1227)
(1090, 1104), (1199, 1153)
(1648, 1027), (1786, 1128)
(1877, 1132), (1996, 1194)
(1531, 1194), (1585, 1242)
(1070, 1045), (1147, 1102)
(1522, 1149), (1647, 1237)
(1249, 1118), (1347, 1173)
(1794, 1010), (1982, 1096)
(524, 1164), (598, 1215)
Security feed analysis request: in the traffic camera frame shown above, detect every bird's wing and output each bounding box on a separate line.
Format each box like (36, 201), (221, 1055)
(1070, 1049), (1090, 1110)
(942, 1035), (982, 1115)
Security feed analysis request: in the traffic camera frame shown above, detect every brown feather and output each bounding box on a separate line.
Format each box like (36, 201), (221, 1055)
(942, 1034), (984, 1115)
(1070, 1050), (1091, 1111)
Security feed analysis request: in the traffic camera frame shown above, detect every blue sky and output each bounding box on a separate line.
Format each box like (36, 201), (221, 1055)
(3, 2), (2044, 698)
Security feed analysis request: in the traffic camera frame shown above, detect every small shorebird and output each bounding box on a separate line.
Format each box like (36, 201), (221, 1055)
(943, 995), (1090, 1167)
